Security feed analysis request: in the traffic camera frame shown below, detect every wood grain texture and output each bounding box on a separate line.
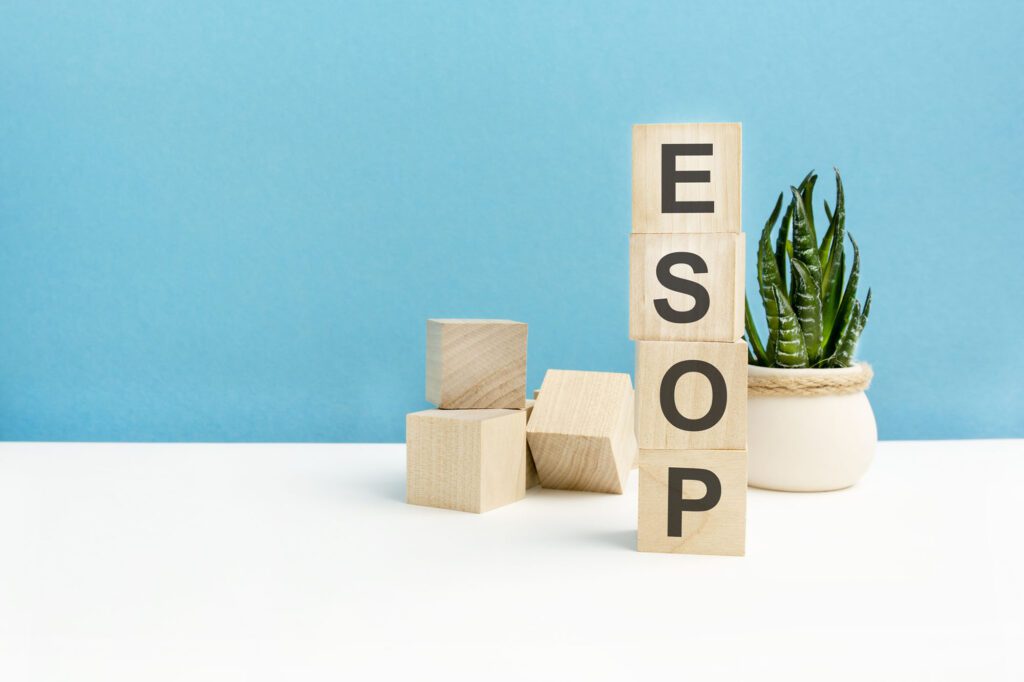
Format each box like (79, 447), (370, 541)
(635, 340), (747, 450)
(524, 399), (539, 489)
(629, 232), (745, 342)
(632, 123), (741, 233)
(406, 408), (527, 513)
(425, 319), (527, 409)
(637, 449), (746, 556)
(526, 370), (638, 494)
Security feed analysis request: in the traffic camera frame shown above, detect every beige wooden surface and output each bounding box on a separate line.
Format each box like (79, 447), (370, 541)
(637, 449), (746, 556)
(406, 408), (526, 513)
(526, 370), (637, 494)
(634, 340), (747, 450)
(632, 123), (741, 233)
(629, 232), (745, 341)
(425, 319), (526, 409)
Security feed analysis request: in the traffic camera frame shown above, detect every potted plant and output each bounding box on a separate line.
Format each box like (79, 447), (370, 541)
(744, 169), (875, 492)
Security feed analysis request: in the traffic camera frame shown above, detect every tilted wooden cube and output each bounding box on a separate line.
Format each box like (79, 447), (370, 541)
(406, 408), (527, 513)
(526, 370), (638, 494)
(630, 232), (745, 342)
(635, 340), (747, 451)
(633, 123), (741, 234)
(426, 319), (527, 409)
(638, 449), (746, 556)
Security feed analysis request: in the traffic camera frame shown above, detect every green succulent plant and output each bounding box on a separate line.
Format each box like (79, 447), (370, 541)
(745, 168), (871, 368)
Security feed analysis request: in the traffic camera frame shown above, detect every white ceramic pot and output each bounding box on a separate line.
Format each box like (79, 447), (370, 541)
(747, 364), (877, 492)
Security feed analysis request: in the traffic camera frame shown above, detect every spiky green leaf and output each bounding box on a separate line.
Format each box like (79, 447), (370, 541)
(822, 247), (845, 340)
(819, 199), (836, 267)
(745, 297), (769, 365)
(820, 170), (848, 347)
(788, 185), (823, 352)
(771, 285), (809, 368)
(820, 169), (846, 300)
(824, 231), (860, 358)
(828, 297), (864, 368)
(790, 259), (823, 362)
(790, 186), (822, 285)
(798, 172), (818, 246)
(756, 193), (786, 363)
(832, 166), (846, 231)
(775, 201), (793, 293)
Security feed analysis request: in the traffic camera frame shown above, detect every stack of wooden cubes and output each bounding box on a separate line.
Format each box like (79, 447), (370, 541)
(406, 319), (640, 512)
(631, 124), (748, 555)
(406, 319), (535, 513)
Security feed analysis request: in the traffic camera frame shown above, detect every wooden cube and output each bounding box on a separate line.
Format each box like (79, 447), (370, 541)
(406, 408), (527, 513)
(426, 319), (527, 409)
(637, 449), (746, 556)
(635, 340), (747, 450)
(524, 399), (539, 489)
(633, 123), (741, 234)
(526, 370), (638, 494)
(630, 232), (745, 342)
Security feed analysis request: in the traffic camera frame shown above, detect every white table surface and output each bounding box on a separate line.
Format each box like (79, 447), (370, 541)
(1, 440), (1022, 681)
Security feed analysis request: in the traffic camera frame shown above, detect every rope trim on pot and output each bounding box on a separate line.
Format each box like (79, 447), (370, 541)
(747, 363), (873, 397)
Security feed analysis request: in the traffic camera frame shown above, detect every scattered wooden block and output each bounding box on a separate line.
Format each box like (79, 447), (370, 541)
(526, 370), (638, 494)
(524, 399), (539, 489)
(426, 319), (527, 409)
(629, 232), (745, 342)
(406, 408), (527, 513)
(633, 123), (741, 234)
(637, 449), (746, 556)
(634, 340), (747, 450)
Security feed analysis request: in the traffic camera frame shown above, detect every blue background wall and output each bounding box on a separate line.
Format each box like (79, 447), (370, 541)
(2, 1), (1021, 441)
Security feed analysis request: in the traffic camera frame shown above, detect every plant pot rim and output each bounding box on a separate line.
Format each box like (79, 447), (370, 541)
(747, 362), (873, 397)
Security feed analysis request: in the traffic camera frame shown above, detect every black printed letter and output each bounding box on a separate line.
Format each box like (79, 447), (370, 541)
(667, 467), (722, 537)
(661, 143), (714, 214)
(659, 360), (727, 432)
(654, 252), (710, 324)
